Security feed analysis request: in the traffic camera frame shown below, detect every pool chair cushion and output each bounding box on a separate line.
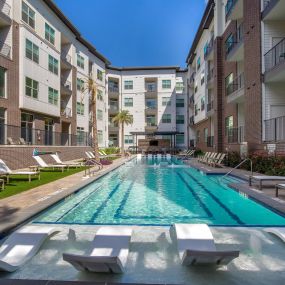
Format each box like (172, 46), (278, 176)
(264, 228), (285, 243)
(0, 226), (60, 272)
(62, 226), (132, 274)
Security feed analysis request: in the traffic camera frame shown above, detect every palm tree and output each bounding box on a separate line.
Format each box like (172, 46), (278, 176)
(81, 76), (100, 162)
(112, 110), (133, 155)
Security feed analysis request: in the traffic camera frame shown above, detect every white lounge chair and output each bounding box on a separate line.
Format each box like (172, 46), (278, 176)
(0, 159), (40, 183)
(0, 226), (59, 272)
(170, 224), (239, 266)
(264, 228), (285, 243)
(249, 175), (285, 190)
(63, 227), (132, 273)
(32, 156), (68, 172)
(50, 153), (81, 168)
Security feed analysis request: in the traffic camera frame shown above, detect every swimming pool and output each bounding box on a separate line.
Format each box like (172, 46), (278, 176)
(34, 157), (285, 226)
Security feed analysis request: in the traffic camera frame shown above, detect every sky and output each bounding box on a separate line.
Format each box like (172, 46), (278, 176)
(54, 0), (207, 68)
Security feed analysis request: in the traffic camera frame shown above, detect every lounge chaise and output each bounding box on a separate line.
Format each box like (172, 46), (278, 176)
(0, 159), (40, 183)
(170, 224), (239, 266)
(50, 153), (82, 168)
(249, 175), (285, 190)
(264, 228), (285, 243)
(0, 226), (60, 272)
(63, 226), (133, 273)
(33, 155), (68, 172)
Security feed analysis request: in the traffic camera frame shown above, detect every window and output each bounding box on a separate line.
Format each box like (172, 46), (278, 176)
(97, 70), (103, 81)
(77, 78), (84, 91)
(77, 54), (85, 69)
(45, 23), (55, 45)
(195, 104), (198, 116)
(109, 80), (119, 92)
(97, 109), (103, 120)
(201, 97), (205, 111)
(0, 67), (6, 98)
(162, 97), (171, 106)
(146, 115), (156, 126)
(98, 130), (103, 144)
(225, 34), (234, 54)
(22, 1), (35, 28)
(77, 127), (85, 145)
(176, 134), (184, 145)
(97, 89), (103, 101)
(146, 82), (156, 92)
(204, 128), (208, 143)
(146, 99), (156, 109)
(225, 73), (234, 95)
(201, 72), (205, 85)
(197, 57), (201, 70)
(21, 113), (34, 144)
(48, 87), (58, 105)
(162, 114), (171, 124)
(124, 80), (133, 90)
(194, 83), (198, 93)
(175, 82), (184, 92)
(176, 115), (184, 124)
(176, 98), (184, 108)
(162, 80), (171, 89)
(124, 135), (134, 144)
(196, 130), (200, 143)
(76, 102), (84, 115)
(124, 97), (133, 107)
(25, 77), (38, 99)
(26, 39), (39, 63)
(48, 55), (58, 75)
(225, 116), (234, 135)
(204, 43), (208, 56)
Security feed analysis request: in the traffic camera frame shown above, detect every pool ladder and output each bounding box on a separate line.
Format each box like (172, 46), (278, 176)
(219, 158), (253, 183)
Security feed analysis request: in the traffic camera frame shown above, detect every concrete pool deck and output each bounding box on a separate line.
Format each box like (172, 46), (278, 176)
(0, 225), (285, 285)
(0, 156), (132, 235)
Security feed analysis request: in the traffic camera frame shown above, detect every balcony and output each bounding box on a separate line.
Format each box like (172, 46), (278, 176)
(207, 136), (214, 147)
(108, 122), (119, 133)
(189, 116), (195, 126)
(61, 78), (72, 96)
(145, 85), (157, 98)
(189, 95), (194, 108)
(109, 103), (119, 114)
(61, 54), (72, 70)
(225, 0), (243, 22)
(204, 36), (214, 61)
(264, 37), (285, 82)
(226, 73), (245, 103)
(145, 106), (157, 115)
(262, 0), (285, 21)
(264, 116), (285, 142)
(206, 68), (214, 89)
(0, 41), (10, 58)
(0, 0), (11, 25)
(145, 122), (157, 132)
(189, 72), (196, 88)
(108, 86), (119, 99)
(207, 101), (214, 117)
(60, 107), (72, 119)
(225, 23), (244, 62)
(226, 126), (245, 144)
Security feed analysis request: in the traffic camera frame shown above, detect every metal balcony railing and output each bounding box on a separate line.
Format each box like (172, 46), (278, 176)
(0, 41), (11, 57)
(226, 126), (245, 144)
(109, 104), (119, 111)
(264, 37), (285, 72)
(226, 73), (244, 96)
(61, 107), (71, 118)
(0, 0), (11, 17)
(264, 116), (285, 142)
(108, 86), (119, 93)
(225, 23), (244, 56)
(61, 78), (72, 90)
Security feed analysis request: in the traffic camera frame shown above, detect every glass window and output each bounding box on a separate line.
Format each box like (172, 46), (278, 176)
(176, 115), (184, 124)
(97, 109), (103, 120)
(77, 78), (84, 91)
(76, 102), (84, 115)
(162, 80), (171, 89)
(197, 57), (201, 70)
(108, 80), (119, 92)
(26, 39), (39, 63)
(48, 87), (58, 105)
(204, 128), (208, 143)
(162, 97), (171, 106)
(162, 114), (171, 123)
(146, 82), (156, 92)
(77, 54), (85, 69)
(0, 67), (6, 98)
(77, 127), (85, 145)
(45, 23), (55, 45)
(48, 55), (58, 75)
(124, 80), (133, 90)
(146, 99), (156, 109)
(22, 1), (35, 29)
(201, 72), (205, 85)
(195, 104), (198, 116)
(225, 73), (234, 95)
(98, 130), (103, 144)
(97, 70), (103, 81)
(146, 115), (156, 126)
(225, 115), (234, 135)
(225, 34), (234, 54)
(176, 134), (184, 144)
(201, 97), (205, 111)
(25, 77), (38, 99)
(124, 135), (134, 144)
(176, 98), (184, 107)
(124, 97), (133, 107)
(175, 82), (184, 92)
(97, 89), (103, 101)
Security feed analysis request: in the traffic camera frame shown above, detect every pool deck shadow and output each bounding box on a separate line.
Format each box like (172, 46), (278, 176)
(0, 157), (132, 236)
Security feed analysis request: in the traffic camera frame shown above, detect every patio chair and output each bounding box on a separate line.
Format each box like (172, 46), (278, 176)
(18, 138), (27, 145)
(7, 137), (18, 145)
(249, 175), (285, 190)
(0, 226), (60, 272)
(211, 153), (226, 168)
(50, 153), (82, 168)
(63, 226), (133, 273)
(0, 159), (40, 183)
(264, 228), (285, 243)
(32, 156), (68, 172)
(197, 152), (209, 163)
(170, 224), (239, 266)
(200, 152), (215, 164)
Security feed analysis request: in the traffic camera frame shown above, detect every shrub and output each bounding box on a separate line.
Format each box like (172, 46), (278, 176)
(102, 147), (120, 155)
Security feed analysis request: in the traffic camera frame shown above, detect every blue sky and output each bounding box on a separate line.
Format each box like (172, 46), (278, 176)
(54, 0), (206, 67)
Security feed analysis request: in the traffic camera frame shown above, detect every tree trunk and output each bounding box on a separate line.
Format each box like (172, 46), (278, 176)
(92, 91), (100, 162)
(121, 123), (124, 155)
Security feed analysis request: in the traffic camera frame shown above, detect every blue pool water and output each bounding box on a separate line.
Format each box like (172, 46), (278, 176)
(34, 157), (285, 226)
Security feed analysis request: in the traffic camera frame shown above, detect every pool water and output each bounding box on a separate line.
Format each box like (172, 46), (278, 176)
(34, 157), (285, 226)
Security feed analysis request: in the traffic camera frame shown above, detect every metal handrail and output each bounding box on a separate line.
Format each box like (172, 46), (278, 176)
(219, 158), (253, 183)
